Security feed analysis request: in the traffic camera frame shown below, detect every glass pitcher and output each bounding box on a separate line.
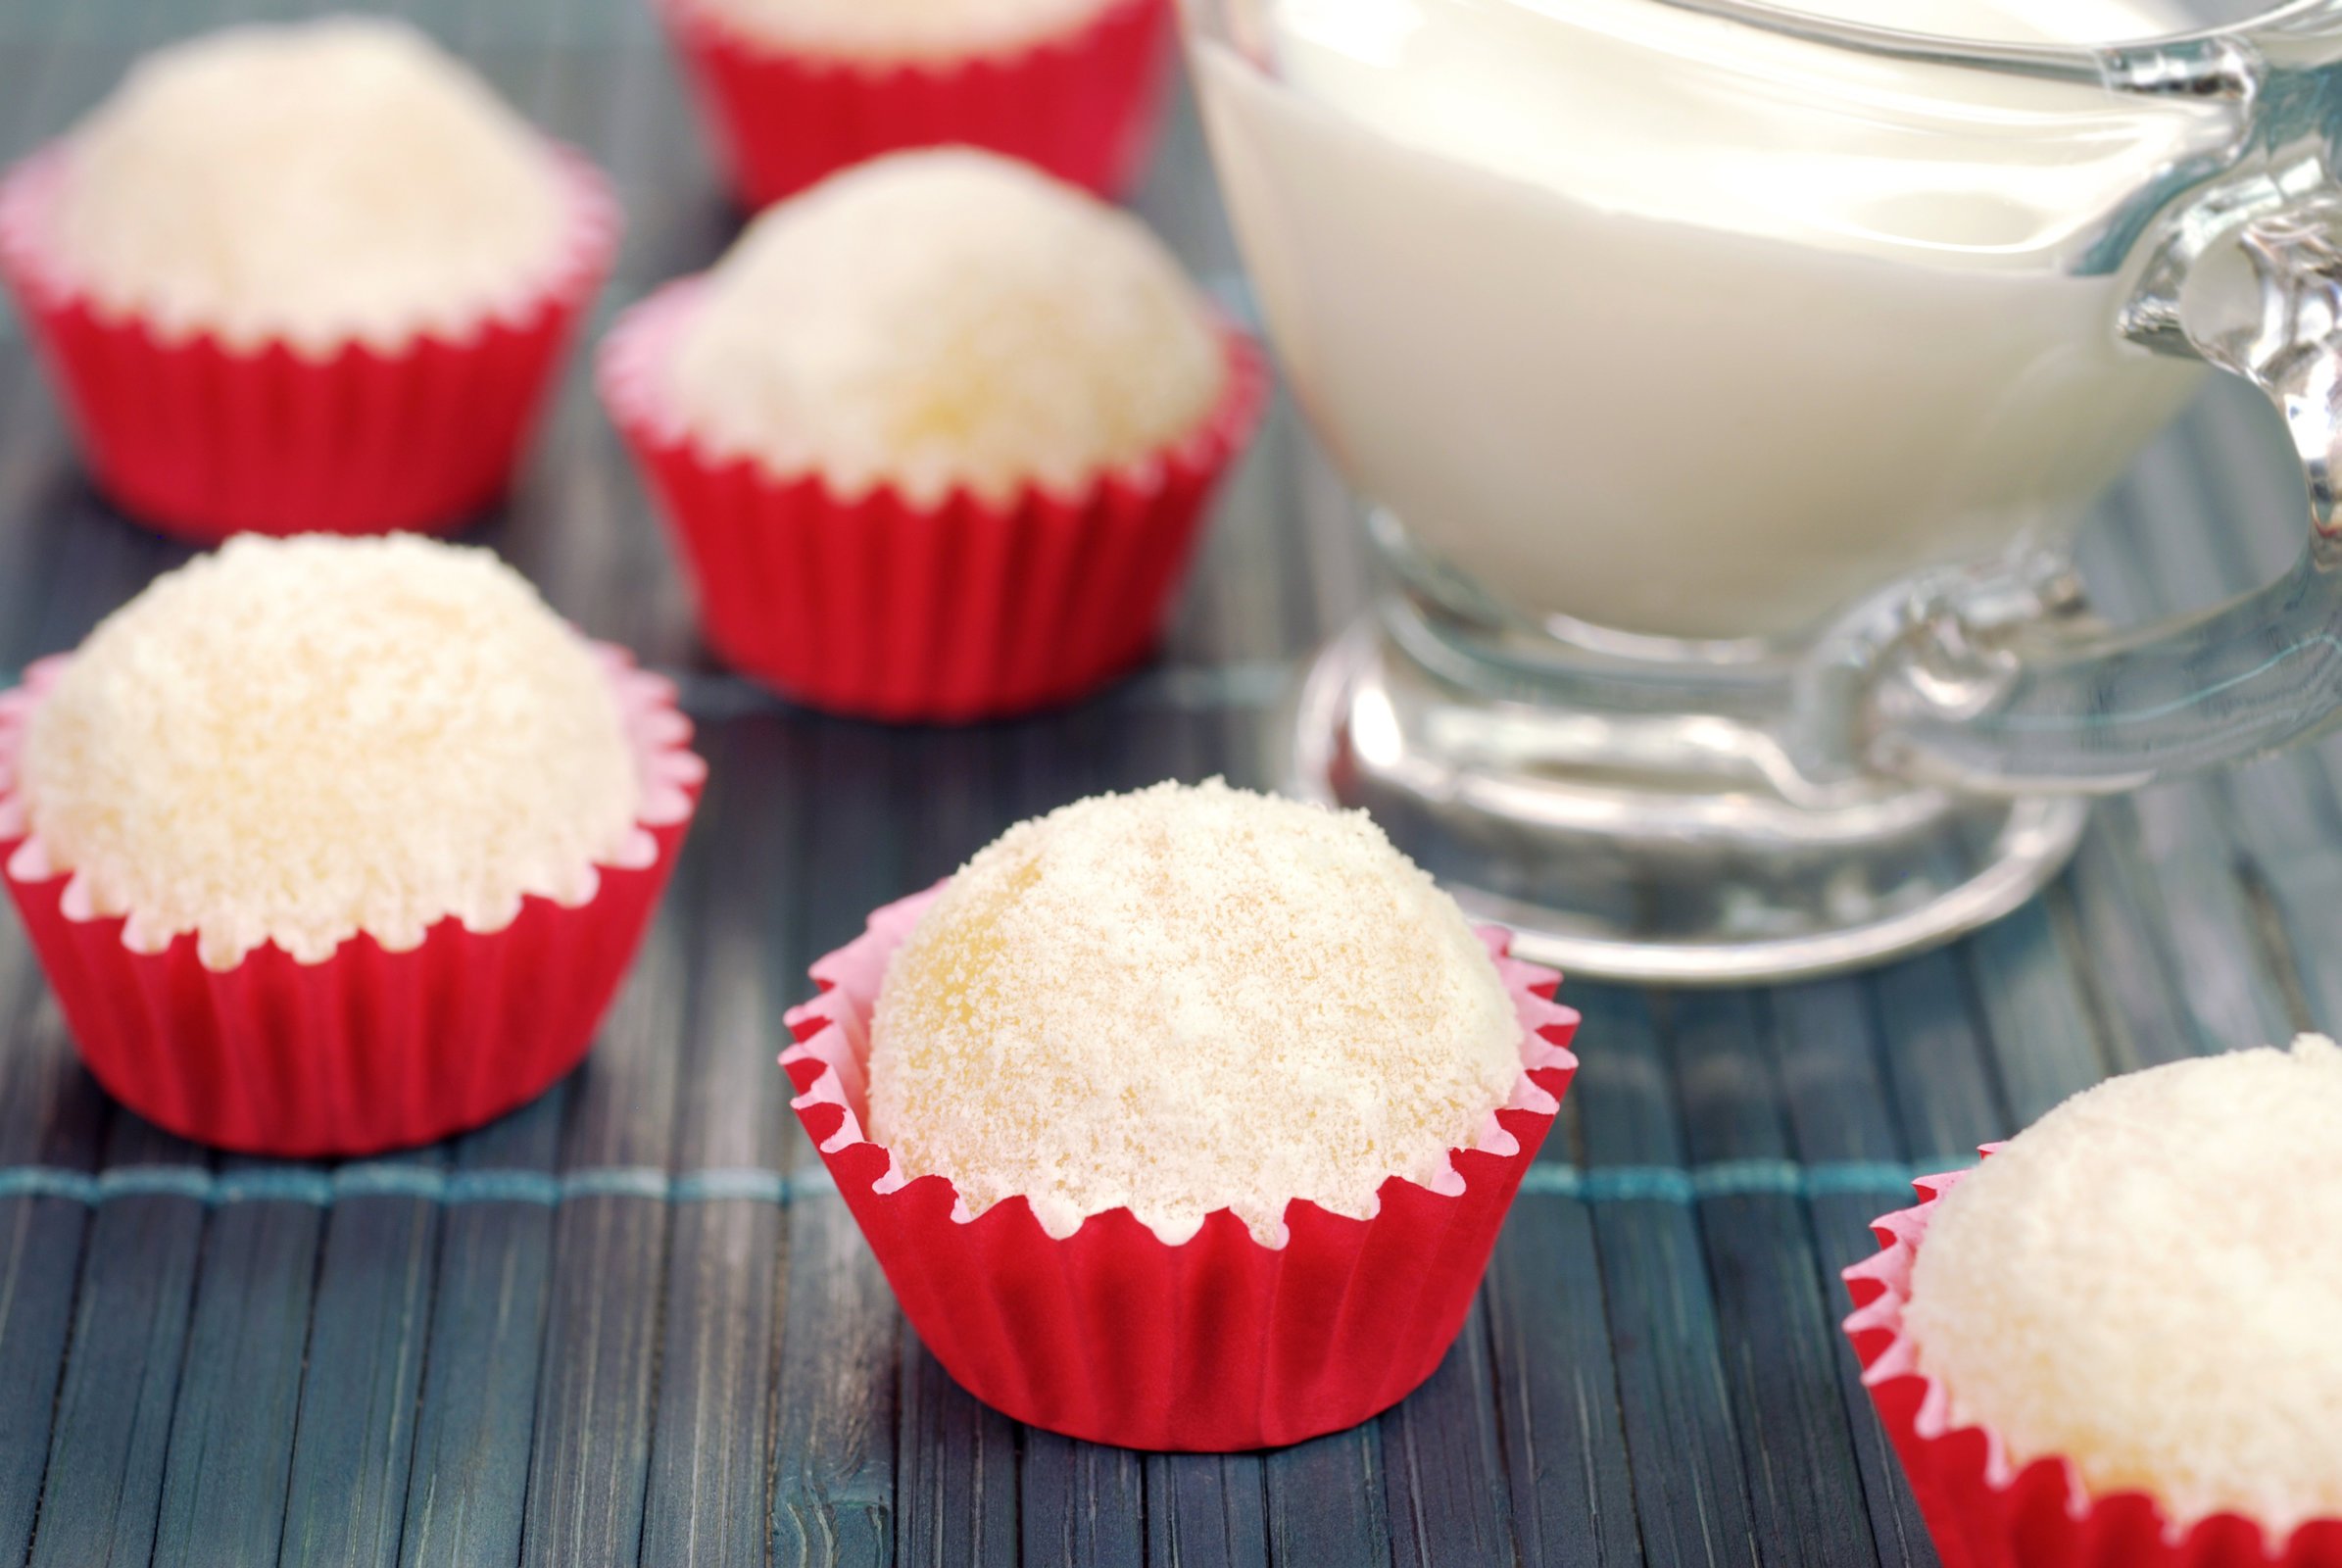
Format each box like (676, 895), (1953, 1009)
(1185, 0), (2342, 981)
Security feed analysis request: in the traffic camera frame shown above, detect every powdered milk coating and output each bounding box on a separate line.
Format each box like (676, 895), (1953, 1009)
(19, 535), (642, 969)
(664, 150), (1224, 506)
(867, 779), (1524, 1244)
(1905, 1035), (2342, 1534)
(685, 0), (1116, 61)
(50, 17), (570, 353)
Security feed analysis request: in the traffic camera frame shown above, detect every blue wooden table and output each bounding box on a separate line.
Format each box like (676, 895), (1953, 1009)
(0, 1), (2329, 1564)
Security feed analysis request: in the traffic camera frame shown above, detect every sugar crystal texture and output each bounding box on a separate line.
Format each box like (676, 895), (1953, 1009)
(50, 17), (571, 353)
(664, 149), (1225, 507)
(1906, 1034), (2342, 1534)
(867, 779), (1526, 1244)
(683, 0), (1117, 63)
(18, 535), (643, 970)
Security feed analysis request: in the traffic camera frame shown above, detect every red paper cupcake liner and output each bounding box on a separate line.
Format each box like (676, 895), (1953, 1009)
(1842, 1160), (2342, 1568)
(0, 647), (705, 1157)
(659, 0), (1175, 208)
(0, 143), (621, 543)
(780, 887), (1579, 1451)
(600, 278), (1267, 723)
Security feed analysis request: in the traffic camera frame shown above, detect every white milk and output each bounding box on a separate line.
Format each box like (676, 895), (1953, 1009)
(1195, 0), (2226, 642)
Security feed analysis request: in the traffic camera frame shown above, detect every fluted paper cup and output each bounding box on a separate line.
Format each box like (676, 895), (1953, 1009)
(0, 646), (704, 1156)
(659, 0), (1175, 208)
(780, 886), (1579, 1450)
(600, 277), (1266, 722)
(1844, 1161), (2342, 1568)
(0, 143), (620, 542)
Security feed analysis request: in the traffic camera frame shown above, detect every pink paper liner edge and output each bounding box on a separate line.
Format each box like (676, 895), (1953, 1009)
(599, 277), (1268, 722)
(779, 884), (1580, 1448)
(1843, 1156), (2342, 1568)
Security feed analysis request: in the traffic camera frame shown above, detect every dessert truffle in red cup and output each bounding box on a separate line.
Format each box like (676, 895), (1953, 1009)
(657, 0), (1175, 208)
(1842, 1038), (2342, 1568)
(601, 149), (1265, 723)
(0, 534), (705, 1156)
(0, 18), (621, 542)
(783, 780), (1579, 1450)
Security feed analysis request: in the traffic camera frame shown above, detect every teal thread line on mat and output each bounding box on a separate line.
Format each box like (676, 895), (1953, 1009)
(0, 1156), (1974, 1209)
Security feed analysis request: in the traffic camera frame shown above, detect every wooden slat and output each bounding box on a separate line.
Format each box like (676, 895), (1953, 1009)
(641, 721), (802, 1568)
(1766, 980), (1941, 1568)
(1144, 1453), (1269, 1568)
(1569, 986), (1759, 1568)
(769, 1195), (897, 1568)
(1021, 1433), (1146, 1568)
(1959, 902), (2109, 1124)
(1868, 954), (2009, 1164)
(397, 1105), (567, 1568)
(899, 1344), (1021, 1568)
(1379, 1305), (1518, 1568)
(149, 1173), (322, 1568)
(517, 878), (701, 1568)
(0, 971), (107, 1566)
(25, 1119), (209, 1568)
(277, 1164), (443, 1568)
(769, 718), (913, 1568)
(1262, 1430), (1391, 1568)
(1668, 992), (1876, 1568)
(1481, 1155), (1643, 1568)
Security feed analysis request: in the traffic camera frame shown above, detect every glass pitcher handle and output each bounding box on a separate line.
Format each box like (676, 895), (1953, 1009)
(1843, 188), (2342, 795)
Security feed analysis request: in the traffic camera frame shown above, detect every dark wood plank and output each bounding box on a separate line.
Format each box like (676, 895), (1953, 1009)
(1868, 953), (2009, 1167)
(1380, 1303), (1516, 1568)
(1482, 1173), (1643, 1568)
(25, 1119), (210, 1568)
(0, 942), (109, 1564)
(1263, 1429), (1389, 1568)
(1766, 980), (1941, 1568)
(1021, 1432), (1146, 1568)
(518, 916), (700, 1568)
(278, 1164), (444, 1568)
(149, 1169), (324, 1568)
(1145, 1452), (1269, 1568)
(771, 719), (911, 1568)
(1959, 901), (2108, 1124)
(769, 1193), (896, 1568)
(640, 719), (802, 1568)
(1668, 992), (1876, 1568)
(1570, 985), (1759, 1568)
(397, 1104), (566, 1568)
(900, 1342), (1021, 1568)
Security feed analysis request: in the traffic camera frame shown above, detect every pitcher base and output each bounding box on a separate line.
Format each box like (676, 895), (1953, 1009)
(1284, 612), (2087, 986)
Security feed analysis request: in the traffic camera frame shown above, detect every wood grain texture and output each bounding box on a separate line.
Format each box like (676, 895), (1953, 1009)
(26, 1121), (209, 1568)
(899, 1343), (1019, 1568)
(1022, 1432), (1146, 1568)
(1766, 982), (1939, 1568)
(770, 1198), (897, 1568)
(278, 1176), (443, 1568)
(1571, 987), (1760, 1568)
(1144, 1453), (1268, 1568)
(1668, 994), (1875, 1568)
(397, 1107), (566, 1568)
(150, 1181), (322, 1568)
(1482, 1186), (1643, 1568)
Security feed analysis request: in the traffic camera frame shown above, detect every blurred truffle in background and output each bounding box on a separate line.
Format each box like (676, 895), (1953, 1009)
(654, 0), (1178, 207)
(0, 16), (621, 539)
